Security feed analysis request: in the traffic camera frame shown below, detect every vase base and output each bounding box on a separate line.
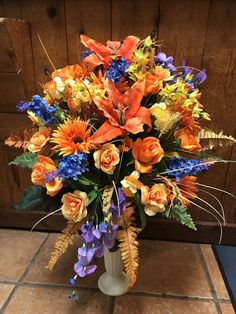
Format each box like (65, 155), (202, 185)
(98, 272), (129, 296)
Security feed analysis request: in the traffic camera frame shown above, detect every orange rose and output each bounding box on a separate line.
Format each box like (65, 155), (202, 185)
(121, 171), (143, 197)
(141, 184), (168, 216)
(28, 128), (51, 153)
(144, 66), (170, 95)
(132, 137), (164, 173)
(31, 156), (62, 197)
(94, 144), (120, 174)
(175, 128), (202, 152)
(61, 190), (88, 222)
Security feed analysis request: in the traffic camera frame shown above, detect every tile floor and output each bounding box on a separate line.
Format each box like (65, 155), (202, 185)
(0, 229), (234, 314)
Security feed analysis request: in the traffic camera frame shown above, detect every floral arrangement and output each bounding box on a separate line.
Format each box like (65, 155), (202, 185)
(5, 34), (236, 295)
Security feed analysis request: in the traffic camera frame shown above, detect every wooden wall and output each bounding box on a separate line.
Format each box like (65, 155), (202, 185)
(0, 0), (235, 243)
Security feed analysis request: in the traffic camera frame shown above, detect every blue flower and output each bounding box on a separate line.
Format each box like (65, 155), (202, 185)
(81, 49), (93, 60)
(16, 95), (57, 125)
(166, 157), (211, 181)
(154, 52), (175, 72)
(106, 57), (129, 84)
(57, 154), (89, 181)
(44, 170), (58, 183)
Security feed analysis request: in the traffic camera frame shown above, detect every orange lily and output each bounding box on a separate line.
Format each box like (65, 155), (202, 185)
(80, 34), (140, 68)
(91, 79), (151, 144)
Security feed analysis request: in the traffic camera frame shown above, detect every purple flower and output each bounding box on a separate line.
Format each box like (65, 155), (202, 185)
(78, 245), (96, 266)
(187, 70), (207, 86)
(81, 222), (95, 243)
(99, 222), (119, 249)
(111, 188), (126, 220)
(154, 52), (175, 71)
(92, 226), (102, 239)
(74, 262), (97, 277)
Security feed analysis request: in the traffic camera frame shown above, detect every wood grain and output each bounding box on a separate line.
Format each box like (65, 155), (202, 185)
(112, 0), (159, 40)
(200, 0), (236, 222)
(20, 0), (68, 92)
(65, 0), (111, 64)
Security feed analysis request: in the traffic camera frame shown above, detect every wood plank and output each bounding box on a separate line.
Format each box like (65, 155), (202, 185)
(0, 113), (31, 141)
(20, 0), (68, 92)
(3, 145), (31, 204)
(112, 0), (159, 40)
(65, 0), (111, 64)
(200, 0), (236, 222)
(0, 18), (36, 112)
(0, 146), (12, 207)
(0, 72), (26, 113)
(0, 113), (32, 205)
(1, 209), (236, 245)
(158, 0), (210, 66)
(0, 0), (21, 19)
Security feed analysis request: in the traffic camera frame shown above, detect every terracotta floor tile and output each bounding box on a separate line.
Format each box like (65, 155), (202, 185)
(24, 233), (105, 288)
(201, 245), (230, 300)
(133, 240), (212, 298)
(0, 284), (14, 310)
(0, 229), (47, 281)
(220, 303), (235, 314)
(114, 295), (217, 314)
(4, 286), (109, 314)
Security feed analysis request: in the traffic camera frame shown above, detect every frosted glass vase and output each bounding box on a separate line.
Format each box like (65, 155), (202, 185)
(98, 247), (129, 296)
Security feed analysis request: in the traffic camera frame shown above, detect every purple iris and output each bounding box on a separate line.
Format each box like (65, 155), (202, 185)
(154, 52), (175, 71)
(111, 188), (126, 220)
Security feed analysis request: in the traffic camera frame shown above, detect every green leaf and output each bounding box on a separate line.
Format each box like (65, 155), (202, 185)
(9, 152), (37, 169)
(88, 190), (98, 205)
(163, 205), (196, 230)
(134, 192), (147, 229)
(15, 186), (47, 211)
(15, 185), (63, 212)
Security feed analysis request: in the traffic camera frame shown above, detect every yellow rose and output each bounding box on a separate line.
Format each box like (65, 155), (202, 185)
(31, 155), (62, 197)
(61, 190), (88, 222)
(121, 171), (143, 197)
(28, 128), (51, 153)
(94, 144), (120, 174)
(141, 184), (168, 216)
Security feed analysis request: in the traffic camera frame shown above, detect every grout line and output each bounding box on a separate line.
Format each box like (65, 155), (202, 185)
(128, 291), (215, 302)
(108, 296), (115, 314)
(20, 233), (50, 282)
(0, 233), (49, 313)
(197, 244), (222, 314)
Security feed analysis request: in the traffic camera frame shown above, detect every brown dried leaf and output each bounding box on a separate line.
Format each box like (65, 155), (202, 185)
(5, 127), (38, 150)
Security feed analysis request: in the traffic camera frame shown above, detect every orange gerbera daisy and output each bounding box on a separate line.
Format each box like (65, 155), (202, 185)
(50, 118), (95, 155)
